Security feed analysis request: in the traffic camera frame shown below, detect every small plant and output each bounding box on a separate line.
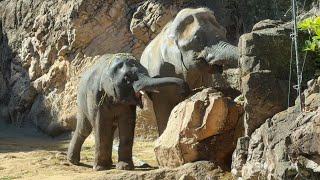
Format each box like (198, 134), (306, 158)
(298, 16), (320, 76)
(298, 16), (320, 63)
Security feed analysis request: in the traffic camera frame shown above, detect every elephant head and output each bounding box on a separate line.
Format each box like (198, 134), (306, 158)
(162, 8), (239, 74)
(100, 54), (190, 108)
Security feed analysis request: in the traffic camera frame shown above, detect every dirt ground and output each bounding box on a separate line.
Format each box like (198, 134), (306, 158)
(0, 123), (158, 180)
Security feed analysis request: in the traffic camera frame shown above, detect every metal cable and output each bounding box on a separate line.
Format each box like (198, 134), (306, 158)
(288, 36), (294, 108)
(292, 0), (303, 112)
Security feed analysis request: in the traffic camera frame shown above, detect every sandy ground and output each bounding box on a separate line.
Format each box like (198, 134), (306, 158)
(0, 123), (158, 180)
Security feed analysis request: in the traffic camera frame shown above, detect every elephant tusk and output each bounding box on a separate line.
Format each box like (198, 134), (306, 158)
(139, 90), (145, 95)
(138, 90), (159, 94)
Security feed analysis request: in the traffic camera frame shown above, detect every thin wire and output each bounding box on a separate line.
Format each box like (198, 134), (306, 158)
(292, 0), (303, 112)
(288, 37), (294, 108)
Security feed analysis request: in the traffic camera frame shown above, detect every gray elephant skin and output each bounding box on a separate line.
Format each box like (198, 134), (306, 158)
(67, 53), (189, 171)
(140, 8), (239, 135)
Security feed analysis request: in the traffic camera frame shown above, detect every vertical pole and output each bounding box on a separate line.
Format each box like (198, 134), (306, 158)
(292, 0), (303, 112)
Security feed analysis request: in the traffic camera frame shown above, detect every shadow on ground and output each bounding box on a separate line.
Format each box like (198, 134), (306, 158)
(0, 123), (71, 153)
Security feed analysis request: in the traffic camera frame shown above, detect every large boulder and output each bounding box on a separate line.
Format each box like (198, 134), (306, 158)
(154, 88), (244, 170)
(232, 77), (320, 179)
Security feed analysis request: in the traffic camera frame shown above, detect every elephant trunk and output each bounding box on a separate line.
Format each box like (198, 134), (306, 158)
(133, 75), (190, 96)
(200, 41), (239, 66)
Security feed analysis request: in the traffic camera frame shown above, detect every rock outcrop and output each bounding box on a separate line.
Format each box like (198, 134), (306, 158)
(232, 77), (320, 179)
(154, 88), (244, 170)
(239, 19), (318, 136)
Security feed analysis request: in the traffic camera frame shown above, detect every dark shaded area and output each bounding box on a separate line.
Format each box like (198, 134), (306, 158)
(0, 18), (12, 125)
(0, 0), (64, 137)
(0, 123), (71, 153)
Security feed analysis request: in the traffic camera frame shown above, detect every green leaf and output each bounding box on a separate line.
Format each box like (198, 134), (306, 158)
(298, 18), (312, 30)
(312, 36), (320, 40)
(305, 39), (312, 46)
(299, 17), (320, 53)
(310, 42), (317, 51)
(314, 16), (320, 26)
(317, 40), (320, 50)
(305, 18), (312, 27)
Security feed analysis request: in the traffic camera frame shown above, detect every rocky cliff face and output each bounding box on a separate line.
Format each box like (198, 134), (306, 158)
(232, 77), (320, 179)
(0, 0), (319, 138)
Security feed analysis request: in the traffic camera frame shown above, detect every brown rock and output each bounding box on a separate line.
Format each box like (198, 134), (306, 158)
(238, 19), (317, 136)
(241, 71), (288, 136)
(232, 77), (320, 179)
(154, 88), (243, 169)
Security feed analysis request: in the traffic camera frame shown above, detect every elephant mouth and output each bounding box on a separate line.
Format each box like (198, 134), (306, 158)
(195, 55), (223, 74)
(134, 89), (160, 109)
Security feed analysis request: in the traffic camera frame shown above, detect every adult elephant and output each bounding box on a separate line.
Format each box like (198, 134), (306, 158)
(140, 8), (239, 135)
(67, 53), (189, 171)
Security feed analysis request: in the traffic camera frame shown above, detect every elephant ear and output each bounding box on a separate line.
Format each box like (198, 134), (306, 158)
(166, 8), (227, 52)
(98, 56), (115, 92)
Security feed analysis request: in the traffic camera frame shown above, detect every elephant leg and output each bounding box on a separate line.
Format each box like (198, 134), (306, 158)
(67, 109), (92, 165)
(152, 93), (177, 136)
(93, 109), (114, 171)
(116, 105), (136, 170)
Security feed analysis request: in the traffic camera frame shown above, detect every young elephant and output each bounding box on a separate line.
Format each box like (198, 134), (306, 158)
(67, 53), (190, 171)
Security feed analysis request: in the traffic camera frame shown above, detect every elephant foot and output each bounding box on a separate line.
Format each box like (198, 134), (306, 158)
(67, 153), (80, 165)
(116, 161), (134, 170)
(93, 165), (111, 171)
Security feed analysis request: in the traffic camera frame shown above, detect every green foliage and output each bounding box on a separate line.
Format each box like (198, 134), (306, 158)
(298, 17), (320, 51)
(298, 16), (320, 65)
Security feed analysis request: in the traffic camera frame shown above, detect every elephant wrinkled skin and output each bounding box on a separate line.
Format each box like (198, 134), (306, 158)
(140, 8), (239, 135)
(67, 53), (189, 171)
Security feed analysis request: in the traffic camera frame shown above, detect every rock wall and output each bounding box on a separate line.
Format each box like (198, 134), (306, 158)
(1, 0), (319, 138)
(232, 77), (320, 179)
(239, 19), (318, 136)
